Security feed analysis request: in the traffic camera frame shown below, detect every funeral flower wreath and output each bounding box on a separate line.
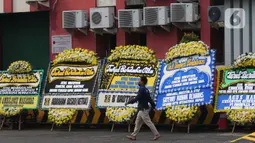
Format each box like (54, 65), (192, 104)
(0, 60), (33, 117)
(225, 53), (255, 125)
(49, 48), (98, 126)
(106, 107), (137, 123)
(165, 105), (200, 123)
(48, 109), (76, 126)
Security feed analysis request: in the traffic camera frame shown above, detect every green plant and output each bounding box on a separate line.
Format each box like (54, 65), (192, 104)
(180, 32), (200, 44)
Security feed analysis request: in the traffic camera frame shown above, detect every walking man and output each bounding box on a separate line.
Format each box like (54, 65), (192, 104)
(125, 76), (160, 141)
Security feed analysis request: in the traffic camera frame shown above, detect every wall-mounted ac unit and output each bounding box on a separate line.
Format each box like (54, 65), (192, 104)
(97, 0), (116, 7)
(126, 0), (145, 6)
(90, 7), (115, 29)
(118, 9), (143, 28)
(26, 0), (47, 3)
(144, 6), (170, 26)
(171, 3), (199, 22)
(177, 0), (198, 2)
(26, 0), (37, 3)
(62, 10), (88, 29)
(208, 5), (224, 23)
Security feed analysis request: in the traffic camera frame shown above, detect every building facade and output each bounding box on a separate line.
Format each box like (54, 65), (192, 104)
(0, 0), (226, 125)
(0, 0), (223, 70)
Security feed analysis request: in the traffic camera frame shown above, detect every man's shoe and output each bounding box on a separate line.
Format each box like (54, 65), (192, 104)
(126, 135), (136, 140)
(152, 134), (160, 140)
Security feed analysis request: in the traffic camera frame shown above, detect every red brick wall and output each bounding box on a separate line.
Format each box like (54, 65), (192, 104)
(49, 0), (213, 60)
(49, 0), (97, 60)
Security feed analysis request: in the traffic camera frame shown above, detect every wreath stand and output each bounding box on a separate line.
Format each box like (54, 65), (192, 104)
(231, 122), (236, 134)
(50, 110), (88, 132)
(0, 114), (22, 131)
(51, 121), (72, 132)
(111, 121), (131, 133)
(171, 122), (191, 133)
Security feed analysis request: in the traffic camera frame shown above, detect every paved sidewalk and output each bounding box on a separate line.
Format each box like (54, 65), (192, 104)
(0, 129), (248, 143)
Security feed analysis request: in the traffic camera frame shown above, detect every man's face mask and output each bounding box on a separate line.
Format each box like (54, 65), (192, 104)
(138, 81), (142, 86)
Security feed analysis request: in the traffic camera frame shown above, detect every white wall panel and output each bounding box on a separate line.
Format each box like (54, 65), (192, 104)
(13, 0), (30, 13)
(0, 0), (4, 13)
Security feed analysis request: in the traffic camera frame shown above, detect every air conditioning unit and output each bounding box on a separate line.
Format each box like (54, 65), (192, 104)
(62, 10), (88, 29)
(118, 9), (143, 28)
(90, 7), (115, 29)
(177, 0), (198, 2)
(26, 0), (37, 3)
(126, 0), (145, 6)
(144, 6), (170, 26)
(171, 3), (199, 22)
(208, 5), (224, 23)
(97, 0), (116, 7)
(26, 0), (47, 3)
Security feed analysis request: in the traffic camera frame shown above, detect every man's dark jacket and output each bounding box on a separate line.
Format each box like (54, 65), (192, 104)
(127, 86), (156, 110)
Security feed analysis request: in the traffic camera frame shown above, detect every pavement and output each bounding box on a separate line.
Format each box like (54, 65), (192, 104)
(0, 129), (251, 143)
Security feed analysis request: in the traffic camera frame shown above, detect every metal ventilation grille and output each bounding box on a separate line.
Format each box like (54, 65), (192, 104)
(63, 12), (76, 28)
(119, 11), (133, 27)
(171, 4), (186, 22)
(92, 12), (102, 25)
(126, 0), (145, 6)
(83, 11), (88, 22)
(145, 8), (158, 25)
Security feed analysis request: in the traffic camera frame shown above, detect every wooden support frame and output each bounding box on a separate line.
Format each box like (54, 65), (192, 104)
(111, 121), (131, 132)
(170, 122), (191, 133)
(0, 116), (5, 130)
(18, 114), (22, 131)
(0, 113), (22, 130)
(232, 122), (236, 134)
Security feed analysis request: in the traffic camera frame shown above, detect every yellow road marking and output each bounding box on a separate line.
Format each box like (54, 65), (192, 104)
(242, 136), (255, 142)
(230, 132), (255, 142)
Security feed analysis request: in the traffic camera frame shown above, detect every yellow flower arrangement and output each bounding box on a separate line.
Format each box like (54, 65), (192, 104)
(165, 41), (209, 63)
(105, 107), (137, 123)
(0, 107), (23, 117)
(227, 110), (255, 125)
(48, 109), (76, 126)
(108, 45), (157, 63)
(53, 48), (97, 65)
(7, 61), (32, 74)
(233, 53), (255, 68)
(165, 105), (199, 123)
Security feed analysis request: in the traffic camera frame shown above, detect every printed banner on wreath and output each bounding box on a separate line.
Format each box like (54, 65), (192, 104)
(97, 59), (159, 108)
(156, 50), (216, 109)
(42, 95), (91, 109)
(0, 70), (44, 109)
(215, 68), (255, 112)
(42, 63), (99, 109)
(97, 91), (138, 108)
